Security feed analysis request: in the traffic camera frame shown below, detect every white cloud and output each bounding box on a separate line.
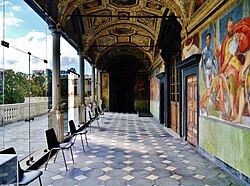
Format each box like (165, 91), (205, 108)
(2, 31), (81, 74)
(0, 11), (23, 26)
(0, 1), (11, 6)
(12, 6), (21, 11)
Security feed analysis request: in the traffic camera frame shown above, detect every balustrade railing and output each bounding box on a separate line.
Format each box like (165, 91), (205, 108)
(0, 97), (48, 124)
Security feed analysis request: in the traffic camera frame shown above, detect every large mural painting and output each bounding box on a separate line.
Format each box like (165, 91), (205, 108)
(150, 67), (160, 102)
(199, 0), (250, 125)
(102, 73), (109, 108)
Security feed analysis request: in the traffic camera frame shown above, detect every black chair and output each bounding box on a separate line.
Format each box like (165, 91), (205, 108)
(45, 128), (74, 171)
(0, 147), (43, 186)
(101, 103), (109, 113)
(69, 120), (89, 151)
(88, 110), (100, 131)
(97, 106), (105, 120)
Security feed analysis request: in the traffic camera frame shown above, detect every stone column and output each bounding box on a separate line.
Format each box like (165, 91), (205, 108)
(91, 66), (96, 111)
(97, 70), (101, 107)
(48, 25), (64, 142)
(79, 51), (86, 124)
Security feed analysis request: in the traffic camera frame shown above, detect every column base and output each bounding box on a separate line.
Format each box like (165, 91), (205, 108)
(48, 109), (64, 142)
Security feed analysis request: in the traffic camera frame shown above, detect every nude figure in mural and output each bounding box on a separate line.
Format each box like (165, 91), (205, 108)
(214, 17), (250, 123)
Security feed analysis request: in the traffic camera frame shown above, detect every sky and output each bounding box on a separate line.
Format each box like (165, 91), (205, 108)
(0, 0), (92, 74)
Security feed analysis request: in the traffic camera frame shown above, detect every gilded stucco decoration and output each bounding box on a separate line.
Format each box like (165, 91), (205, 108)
(35, 0), (213, 70)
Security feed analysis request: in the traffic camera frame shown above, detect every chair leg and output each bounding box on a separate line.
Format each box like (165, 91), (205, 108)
(38, 176), (42, 186)
(80, 135), (85, 151)
(97, 119), (99, 127)
(73, 135), (77, 144)
(70, 147), (74, 164)
(45, 149), (53, 170)
(84, 133), (89, 147)
(54, 150), (59, 163)
(61, 149), (68, 171)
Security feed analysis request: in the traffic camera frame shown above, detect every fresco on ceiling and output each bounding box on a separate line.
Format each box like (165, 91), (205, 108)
(194, 0), (207, 12)
(91, 11), (111, 29)
(146, 1), (162, 11)
(182, 34), (200, 60)
(137, 12), (156, 29)
(82, 0), (102, 9)
(111, 0), (136, 6)
(113, 27), (134, 35)
(118, 12), (130, 20)
(199, 0), (250, 126)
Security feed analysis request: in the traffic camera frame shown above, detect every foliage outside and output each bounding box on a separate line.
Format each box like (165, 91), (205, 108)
(0, 70), (48, 104)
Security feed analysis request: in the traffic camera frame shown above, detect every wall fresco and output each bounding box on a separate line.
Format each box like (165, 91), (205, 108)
(182, 34), (200, 60)
(102, 73), (109, 108)
(150, 67), (160, 102)
(199, 0), (250, 126)
(194, 0), (207, 12)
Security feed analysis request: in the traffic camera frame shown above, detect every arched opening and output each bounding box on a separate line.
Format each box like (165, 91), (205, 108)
(109, 63), (136, 113)
(102, 53), (148, 113)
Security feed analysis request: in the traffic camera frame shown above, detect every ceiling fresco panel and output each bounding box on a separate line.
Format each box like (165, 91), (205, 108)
(118, 36), (130, 42)
(131, 35), (151, 51)
(96, 35), (117, 51)
(110, 0), (137, 6)
(82, 0), (102, 10)
(89, 10), (112, 30)
(145, 1), (163, 11)
(136, 12), (156, 30)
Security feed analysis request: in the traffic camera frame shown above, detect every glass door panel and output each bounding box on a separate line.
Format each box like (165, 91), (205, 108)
(2, 46), (29, 159)
(29, 55), (49, 155)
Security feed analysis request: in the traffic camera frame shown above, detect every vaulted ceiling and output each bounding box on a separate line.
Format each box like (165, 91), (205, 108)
(26, 0), (207, 71)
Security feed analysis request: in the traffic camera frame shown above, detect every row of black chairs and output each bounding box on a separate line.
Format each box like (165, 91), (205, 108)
(0, 104), (109, 185)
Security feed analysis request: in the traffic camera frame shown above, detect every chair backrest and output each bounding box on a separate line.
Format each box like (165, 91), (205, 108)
(0, 147), (23, 180)
(101, 104), (106, 110)
(69, 120), (77, 134)
(88, 110), (92, 119)
(97, 106), (101, 113)
(94, 108), (98, 116)
(45, 128), (60, 150)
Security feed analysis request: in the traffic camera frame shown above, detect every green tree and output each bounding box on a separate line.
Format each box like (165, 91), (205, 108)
(3, 70), (28, 104)
(30, 71), (48, 97)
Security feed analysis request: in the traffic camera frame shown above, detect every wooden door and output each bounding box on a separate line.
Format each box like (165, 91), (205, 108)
(186, 75), (197, 146)
(170, 53), (179, 133)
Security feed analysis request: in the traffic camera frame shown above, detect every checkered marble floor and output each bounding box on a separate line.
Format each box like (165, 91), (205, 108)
(31, 113), (245, 186)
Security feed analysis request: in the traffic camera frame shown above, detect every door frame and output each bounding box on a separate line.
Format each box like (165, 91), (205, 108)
(156, 72), (165, 124)
(177, 54), (201, 144)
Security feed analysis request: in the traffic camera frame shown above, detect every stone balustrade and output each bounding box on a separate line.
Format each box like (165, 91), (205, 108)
(0, 97), (49, 124)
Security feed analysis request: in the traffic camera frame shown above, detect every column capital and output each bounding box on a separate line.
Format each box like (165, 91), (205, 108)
(77, 50), (86, 57)
(49, 23), (62, 35)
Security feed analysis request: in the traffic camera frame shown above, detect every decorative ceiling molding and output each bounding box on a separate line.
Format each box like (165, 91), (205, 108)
(32, 0), (203, 71)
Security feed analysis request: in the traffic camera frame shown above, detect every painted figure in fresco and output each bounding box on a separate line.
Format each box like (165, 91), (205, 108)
(182, 37), (199, 60)
(200, 33), (218, 110)
(102, 73), (109, 105)
(214, 17), (250, 123)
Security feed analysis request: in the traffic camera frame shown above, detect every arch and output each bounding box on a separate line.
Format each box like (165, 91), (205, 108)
(96, 43), (152, 71)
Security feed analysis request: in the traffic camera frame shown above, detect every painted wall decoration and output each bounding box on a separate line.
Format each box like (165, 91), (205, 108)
(150, 67), (160, 102)
(199, 0), (250, 125)
(102, 73), (109, 107)
(194, 0), (207, 12)
(182, 34), (200, 60)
